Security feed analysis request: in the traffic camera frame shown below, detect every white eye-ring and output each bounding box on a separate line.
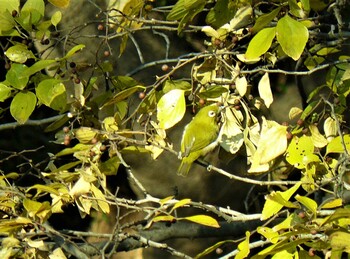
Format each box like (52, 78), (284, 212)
(208, 110), (216, 117)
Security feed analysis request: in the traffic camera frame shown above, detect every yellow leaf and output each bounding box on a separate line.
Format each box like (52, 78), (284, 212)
(319, 198), (342, 209)
(181, 215), (220, 228)
(324, 116), (337, 141)
(48, 0), (70, 8)
(75, 127), (98, 144)
(255, 119), (287, 164)
(153, 215), (176, 223)
(309, 124), (327, 148)
(295, 194), (317, 215)
(261, 182), (301, 220)
(160, 196), (174, 205)
(170, 199), (191, 213)
(235, 76), (248, 97)
(289, 107), (303, 120)
(90, 185), (110, 214)
(235, 231), (250, 259)
(258, 72), (273, 108)
(49, 248), (67, 259)
(25, 239), (48, 251)
(69, 177), (91, 197)
(330, 232), (350, 253)
(257, 227), (279, 243)
(157, 89), (186, 129)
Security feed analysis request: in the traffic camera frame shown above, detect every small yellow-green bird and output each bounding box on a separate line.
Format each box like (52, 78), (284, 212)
(177, 104), (221, 176)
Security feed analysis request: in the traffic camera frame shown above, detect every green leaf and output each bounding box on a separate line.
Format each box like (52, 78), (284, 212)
(0, 83), (12, 102)
(251, 7), (281, 33)
(330, 232), (350, 253)
(63, 44), (85, 59)
(157, 89), (186, 129)
(98, 156), (120, 176)
(10, 91), (36, 124)
(48, 0), (70, 8)
(261, 182), (301, 220)
(163, 80), (191, 93)
(276, 15), (309, 60)
(321, 208), (350, 226)
(51, 11), (62, 27)
(21, 0), (45, 25)
(22, 59), (57, 77)
(295, 195), (317, 216)
(5, 44), (36, 63)
(0, 11), (16, 32)
(198, 85), (228, 99)
(205, 0), (237, 28)
(0, 0), (19, 13)
(101, 85), (145, 108)
(326, 134), (350, 154)
(286, 135), (316, 169)
(246, 27), (277, 60)
(26, 184), (60, 196)
(181, 215), (220, 228)
(36, 79), (66, 110)
(6, 63), (29, 90)
(55, 144), (92, 157)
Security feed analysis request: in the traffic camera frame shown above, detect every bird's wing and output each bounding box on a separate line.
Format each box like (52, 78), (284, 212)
(182, 123), (218, 155)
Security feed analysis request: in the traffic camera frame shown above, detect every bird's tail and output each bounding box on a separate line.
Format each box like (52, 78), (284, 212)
(177, 160), (192, 177)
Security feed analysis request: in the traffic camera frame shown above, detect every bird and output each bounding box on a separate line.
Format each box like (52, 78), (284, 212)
(177, 104), (221, 176)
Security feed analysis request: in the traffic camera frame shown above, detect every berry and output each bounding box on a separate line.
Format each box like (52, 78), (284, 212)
(97, 24), (104, 31)
(4, 63), (11, 70)
(100, 145), (107, 152)
(298, 211), (306, 219)
(138, 92), (146, 99)
(297, 119), (304, 126)
(286, 131), (293, 140)
(161, 64), (169, 72)
(12, 10), (18, 17)
(302, 127), (309, 134)
(63, 135), (71, 146)
(63, 126), (70, 133)
(103, 50), (110, 57)
(74, 78), (81, 84)
(199, 98), (206, 105)
(69, 62), (76, 68)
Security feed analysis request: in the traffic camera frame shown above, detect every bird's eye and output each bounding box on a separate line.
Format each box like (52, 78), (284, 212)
(208, 110), (216, 117)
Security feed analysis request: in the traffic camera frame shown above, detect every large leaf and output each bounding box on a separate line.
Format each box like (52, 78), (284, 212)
(205, 0), (237, 28)
(21, 0), (45, 25)
(36, 79), (66, 111)
(10, 91), (36, 124)
(4, 44), (35, 63)
(0, 0), (19, 12)
(258, 72), (273, 108)
(251, 7), (281, 33)
(246, 27), (276, 60)
(261, 182), (301, 220)
(157, 89), (186, 130)
(0, 83), (12, 102)
(276, 15), (309, 60)
(22, 59), (57, 77)
(6, 63), (29, 90)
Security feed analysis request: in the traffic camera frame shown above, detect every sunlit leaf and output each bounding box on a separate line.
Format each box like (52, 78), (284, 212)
(6, 63), (29, 90)
(251, 7), (281, 33)
(235, 76), (248, 97)
(51, 11), (62, 27)
(286, 135), (316, 169)
(36, 79), (66, 110)
(75, 127), (98, 144)
(69, 177), (91, 197)
(309, 124), (328, 148)
(326, 134), (350, 154)
(0, 83), (12, 102)
(181, 215), (220, 228)
(321, 208), (350, 226)
(261, 182), (301, 220)
(295, 195), (317, 216)
(246, 27), (276, 60)
(323, 117), (337, 141)
(235, 231), (250, 259)
(319, 198), (342, 209)
(63, 44), (85, 59)
(276, 15), (309, 60)
(258, 72), (273, 108)
(289, 107), (303, 120)
(101, 85), (145, 108)
(10, 91), (36, 124)
(90, 184), (109, 214)
(153, 215), (175, 223)
(22, 59), (57, 77)
(257, 227), (279, 243)
(254, 118), (287, 164)
(170, 198), (191, 213)
(5, 44), (35, 63)
(330, 232), (350, 253)
(157, 89), (186, 129)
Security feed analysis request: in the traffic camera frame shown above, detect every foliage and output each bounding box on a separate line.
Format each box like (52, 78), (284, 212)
(0, 0), (349, 258)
